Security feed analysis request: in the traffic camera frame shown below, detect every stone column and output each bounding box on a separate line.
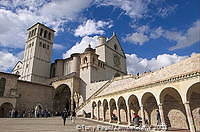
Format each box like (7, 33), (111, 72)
(184, 102), (196, 132)
(117, 106), (121, 124)
(71, 96), (74, 111)
(158, 103), (165, 124)
(102, 106), (105, 121)
(91, 107), (94, 119)
(97, 105), (100, 120)
(127, 105), (131, 125)
(108, 105), (112, 122)
(140, 105), (145, 126)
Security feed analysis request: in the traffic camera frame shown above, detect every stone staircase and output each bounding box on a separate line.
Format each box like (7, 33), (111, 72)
(76, 79), (113, 114)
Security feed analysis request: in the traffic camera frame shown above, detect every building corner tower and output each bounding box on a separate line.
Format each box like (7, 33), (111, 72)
(20, 23), (55, 84)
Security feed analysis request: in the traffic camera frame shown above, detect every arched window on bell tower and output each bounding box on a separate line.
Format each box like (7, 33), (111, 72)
(44, 30), (47, 38)
(83, 57), (87, 64)
(40, 28), (43, 36)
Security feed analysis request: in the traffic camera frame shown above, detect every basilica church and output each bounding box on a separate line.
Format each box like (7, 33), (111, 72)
(0, 23), (127, 115)
(0, 23), (199, 132)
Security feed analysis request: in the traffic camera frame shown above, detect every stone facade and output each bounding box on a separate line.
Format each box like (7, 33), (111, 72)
(0, 23), (199, 132)
(84, 54), (200, 132)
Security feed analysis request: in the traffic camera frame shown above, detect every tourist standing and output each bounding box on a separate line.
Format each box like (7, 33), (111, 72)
(62, 108), (68, 126)
(133, 113), (140, 126)
(11, 109), (15, 118)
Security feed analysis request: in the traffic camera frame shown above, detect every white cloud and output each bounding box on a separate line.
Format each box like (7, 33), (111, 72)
(125, 32), (149, 45)
(39, 0), (92, 21)
(96, 0), (176, 20)
(0, 0), (92, 49)
(125, 20), (200, 50)
(97, 0), (149, 19)
(53, 44), (64, 50)
(150, 27), (164, 39)
(63, 36), (99, 58)
(169, 20), (200, 50)
(74, 19), (112, 37)
(0, 51), (20, 72)
(126, 53), (188, 74)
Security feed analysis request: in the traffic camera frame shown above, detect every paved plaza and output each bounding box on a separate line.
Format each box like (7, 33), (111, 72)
(0, 117), (192, 132)
(0, 117), (108, 132)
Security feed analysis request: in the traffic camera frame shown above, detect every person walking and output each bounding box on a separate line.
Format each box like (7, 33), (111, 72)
(62, 108), (68, 126)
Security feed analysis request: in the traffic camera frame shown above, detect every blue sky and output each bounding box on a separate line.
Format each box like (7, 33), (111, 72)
(0, 0), (199, 74)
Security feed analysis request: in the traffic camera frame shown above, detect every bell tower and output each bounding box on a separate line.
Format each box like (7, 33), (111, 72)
(20, 23), (55, 84)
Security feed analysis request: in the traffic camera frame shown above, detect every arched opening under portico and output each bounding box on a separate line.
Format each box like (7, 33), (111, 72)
(103, 99), (109, 121)
(53, 84), (71, 113)
(109, 98), (117, 123)
(187, 82), (200, 131)
(142, 92), (158, 126)
(98, 100), (103, 120)
(92, 101), (97, 119)
(160, 87), (188, 129)
(118, 96), (128, 124)
(0, 102), (13, 118)
(128, 95), (140, 124)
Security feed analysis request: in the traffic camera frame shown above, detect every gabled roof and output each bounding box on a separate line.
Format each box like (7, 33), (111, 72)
(107, 33), (126, 58)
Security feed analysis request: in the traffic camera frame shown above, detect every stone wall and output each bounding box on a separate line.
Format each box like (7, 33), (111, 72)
(16, 80), (55, 112)
(98, 54), (200, 97)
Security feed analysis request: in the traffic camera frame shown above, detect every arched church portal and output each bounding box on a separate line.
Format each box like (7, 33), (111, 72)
(53, 84), (71, 112)
(0, 102), (13, 118)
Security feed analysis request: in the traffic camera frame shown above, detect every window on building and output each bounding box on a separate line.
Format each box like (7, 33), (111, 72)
(31, 30), (34, 37)
(40, 28), (43, 36)
(33, 28), (37, 36)
(16, 71), (19, 75)
(39, 42), (42, 47)
(114, 44), (118, 50)
(43, 43), (46, 48)
(44, 30), (47, 38)
(83, 57), (87, 64)
(32, 42), (34, 46)
(48, 32), (51, 40)
(0, 78), (6, 97)
(92, 57), (95, 63)
(47, 45), (49, 49)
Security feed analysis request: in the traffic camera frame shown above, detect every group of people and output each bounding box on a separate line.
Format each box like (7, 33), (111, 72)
(132, 109), (161, 126)
(9, 108), (53, 118)
(110, 109), (161, 127)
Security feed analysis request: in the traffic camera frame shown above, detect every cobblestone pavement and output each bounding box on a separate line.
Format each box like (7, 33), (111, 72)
(0, 117), (108, 132)
(0, 117), (192, 132)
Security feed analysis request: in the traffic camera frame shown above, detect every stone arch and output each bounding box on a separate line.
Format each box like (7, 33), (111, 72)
(103, 99), (109, 121)
(83, 57), (87, 64)
(128, 94), (140, 123)
(117, 96), (127, 124)
(109, 98), (117, 123)
(34, 104), (43, 118)
(142, 92), (158, 126)
(0, 102), (13, 117)
(53, 84), (71, 113)
(92, 101), (97, 119)
(98, 100), (103, 120)
(160, 87), (188, 129)
(0, 78), (6, 97)
(186, 82), (200, 131)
